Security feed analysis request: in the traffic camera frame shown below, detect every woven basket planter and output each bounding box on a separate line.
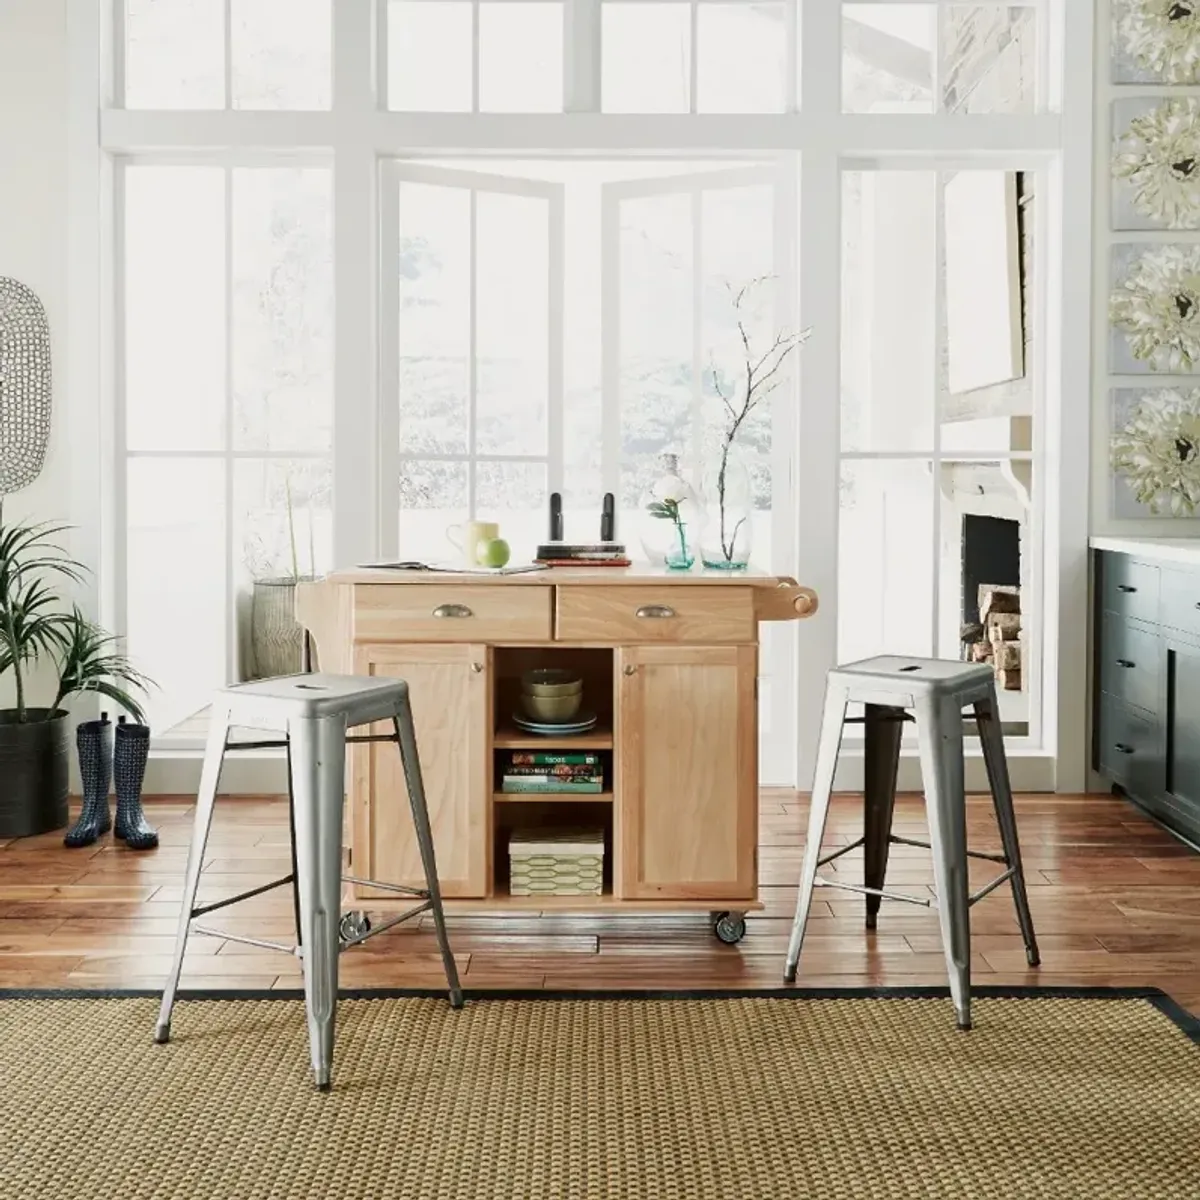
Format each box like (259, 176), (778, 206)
(250, 577), (313, 680)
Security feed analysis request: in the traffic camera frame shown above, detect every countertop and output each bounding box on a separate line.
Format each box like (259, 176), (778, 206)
(326, 563), (801, 587)
(1090, 536), (1200, 567)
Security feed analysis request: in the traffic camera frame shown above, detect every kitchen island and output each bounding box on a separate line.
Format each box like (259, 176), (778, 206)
(296, 566), (817, 940)
(1091, 537), (1200, 847)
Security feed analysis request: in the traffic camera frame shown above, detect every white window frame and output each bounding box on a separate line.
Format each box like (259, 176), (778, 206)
(66, 0), (1093, 792)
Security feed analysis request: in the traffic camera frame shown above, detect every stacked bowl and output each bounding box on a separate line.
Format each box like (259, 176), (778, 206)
(520, 668), (582, 723)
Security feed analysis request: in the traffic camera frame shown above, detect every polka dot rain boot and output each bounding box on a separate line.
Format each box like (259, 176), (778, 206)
(114, 717), (157, 850)
(64, 714), (113, 848)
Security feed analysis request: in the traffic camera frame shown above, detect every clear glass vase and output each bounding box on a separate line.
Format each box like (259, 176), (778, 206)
(700, 440), (754, 570)
(637, 453), (703, 570)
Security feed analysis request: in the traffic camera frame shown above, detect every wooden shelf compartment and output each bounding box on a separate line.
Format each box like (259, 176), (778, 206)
(493, 724), (614, 750)
(485, 884), (765, 912)
(494, 791), (613, 804)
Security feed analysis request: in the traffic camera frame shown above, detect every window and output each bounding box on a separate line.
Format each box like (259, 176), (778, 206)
(100, 0), (1080, 788)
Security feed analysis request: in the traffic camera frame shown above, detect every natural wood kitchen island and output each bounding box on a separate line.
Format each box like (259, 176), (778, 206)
(296, 567), (816, 941)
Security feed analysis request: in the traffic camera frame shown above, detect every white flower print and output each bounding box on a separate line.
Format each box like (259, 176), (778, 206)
(1115, 0), (1200, 83)
(1112, 388), (1200, 515)
(1114, 97), (1200, 228)
(1111, 244), (1200, 371)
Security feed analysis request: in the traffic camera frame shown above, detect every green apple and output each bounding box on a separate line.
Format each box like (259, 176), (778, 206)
(478, 537), (511, 568)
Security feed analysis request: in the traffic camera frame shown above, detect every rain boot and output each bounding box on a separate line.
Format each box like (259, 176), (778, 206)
(114, 717), (157, 850)
(64, 714), (113, 847)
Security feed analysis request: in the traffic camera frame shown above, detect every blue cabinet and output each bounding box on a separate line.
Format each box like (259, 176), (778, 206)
(1094, 551), (1200, 847)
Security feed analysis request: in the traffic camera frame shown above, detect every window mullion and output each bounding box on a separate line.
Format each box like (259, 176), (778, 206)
(224, 166), (236, 685)
(547, 189), (566, 495)
(333, 0), (381, 568)
(224, 0), (234, 110)
(564, 0), (602, 113)
(469, 189), (479, 517)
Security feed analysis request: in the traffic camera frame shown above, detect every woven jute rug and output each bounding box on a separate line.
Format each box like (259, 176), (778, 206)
(1, 987), (1197, 1200)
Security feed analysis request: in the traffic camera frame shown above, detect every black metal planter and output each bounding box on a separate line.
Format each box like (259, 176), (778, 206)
(0, 709), (69, 838)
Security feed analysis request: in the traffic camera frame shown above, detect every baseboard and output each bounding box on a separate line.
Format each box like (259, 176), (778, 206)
(144, 752), (287, 796)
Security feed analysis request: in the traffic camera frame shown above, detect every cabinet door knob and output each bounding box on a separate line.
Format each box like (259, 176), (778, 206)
(1116, 659), (1135, 668)
(623, 664), (637, 676)
(1114, 743), (1134, 755)
(432, 603), (473, 619)
(635, 604), (675, 619)
(471, 661), (484, 673)
(1117, 585), (1137, 593)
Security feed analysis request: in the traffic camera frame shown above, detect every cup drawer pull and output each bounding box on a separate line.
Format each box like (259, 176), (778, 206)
(635, 604), (676, 619)
(432, 603), (473, 619)
(1117, 585), (1138, 593)
(1116, 659), (1135, 669)
(1114, 743), (1135, 755)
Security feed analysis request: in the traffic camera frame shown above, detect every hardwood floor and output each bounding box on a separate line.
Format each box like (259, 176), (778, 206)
(1, 791), (1198, 1014)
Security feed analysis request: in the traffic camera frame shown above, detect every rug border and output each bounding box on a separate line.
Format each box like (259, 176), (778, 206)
(1, 984), (1196, 1044)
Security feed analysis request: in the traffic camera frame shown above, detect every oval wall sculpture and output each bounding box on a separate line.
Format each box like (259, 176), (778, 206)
(0, 277), (52, 495)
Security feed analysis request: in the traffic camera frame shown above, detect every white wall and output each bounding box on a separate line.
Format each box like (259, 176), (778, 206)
(0, 0), (71, 713)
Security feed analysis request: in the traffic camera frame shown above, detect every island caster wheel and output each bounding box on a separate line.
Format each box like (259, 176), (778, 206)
(713, 911), (747, 945)
(340, 911), (371, 943)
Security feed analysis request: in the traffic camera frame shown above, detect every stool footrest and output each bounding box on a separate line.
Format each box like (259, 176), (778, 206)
(888, 834), (1008, 865)
(969, 866), (1016, 907)
(816, 837), (865, 868)
(341, 875), (427, 899)
(193, 925), (297, 955)
(814, 877), (934, 908)
(341, 900), (432, 949)
(190, 874), (294, 918)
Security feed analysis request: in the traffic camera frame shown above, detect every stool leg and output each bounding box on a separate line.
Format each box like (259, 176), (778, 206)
(289, 715), (347, 1092)
(974, 692), (1040, 968)
(394, 698), (464, 1009)
(863, 704), (904, 931)
(155, 708), (229, 1044)
(915, 695), (972, 1031)
(784, 683), (849, 984)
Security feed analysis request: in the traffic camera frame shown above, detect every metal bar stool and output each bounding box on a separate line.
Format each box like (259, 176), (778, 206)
(783, 656), (1040, 1029)
(154, 673), (462, 1090)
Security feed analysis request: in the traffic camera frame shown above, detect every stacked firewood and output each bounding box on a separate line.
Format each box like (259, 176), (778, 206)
(961, 584), (1022, 690)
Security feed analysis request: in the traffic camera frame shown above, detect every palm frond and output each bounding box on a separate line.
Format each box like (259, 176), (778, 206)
(53, 609), (154, 724)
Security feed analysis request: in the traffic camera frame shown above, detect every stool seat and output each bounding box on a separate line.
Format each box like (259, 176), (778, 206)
(154, 672), (462, 1090)
(216, 672), (409, 727)
(784, 655), (1040, 1029)
(832, 655), (994, 698)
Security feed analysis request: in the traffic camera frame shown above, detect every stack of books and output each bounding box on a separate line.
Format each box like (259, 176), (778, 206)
(500, 751), (604, 793)
(534, 542), (630, 568)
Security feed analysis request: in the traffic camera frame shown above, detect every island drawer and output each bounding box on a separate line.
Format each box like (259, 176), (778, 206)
(1096, 696), (1159, 793)
(1160, 568), (1200, 640)
(353, 585), (552, 643)
(1099, 554), (1159, 625)
(556, 587), (755, 644)
(1098, 613), (1160, 715)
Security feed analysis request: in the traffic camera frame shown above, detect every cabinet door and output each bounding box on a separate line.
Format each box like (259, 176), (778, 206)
(616, 644), (757, 901)
(1161, 636), (1200, 845)
(351, 643), (490, 898)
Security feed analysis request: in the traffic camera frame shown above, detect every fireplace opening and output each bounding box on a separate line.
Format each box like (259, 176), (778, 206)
(959, 514), (1022, 690)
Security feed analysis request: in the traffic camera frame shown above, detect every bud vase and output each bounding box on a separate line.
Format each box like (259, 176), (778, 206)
(700, 441), (754, 570)
(637, 452), (703, 570)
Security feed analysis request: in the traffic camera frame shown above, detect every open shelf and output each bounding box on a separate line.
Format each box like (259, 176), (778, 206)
(493, 723), (614, 750)
(494, 791), (613, 804)
(486, 883), (765, 912)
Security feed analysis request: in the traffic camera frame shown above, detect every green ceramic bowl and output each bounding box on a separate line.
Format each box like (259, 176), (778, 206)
(521, 668), (583, 698)
(522, 692), (583, 722)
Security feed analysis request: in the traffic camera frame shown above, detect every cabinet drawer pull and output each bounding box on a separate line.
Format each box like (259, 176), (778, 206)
(635, 604), (676, 619)
(1117, 585), (1137, 593)
(432, 603), (473, 619)
(623, 664), (637, 676)
(1116, 659), (1135, 669)
(1114, 743), (1135, 755)
(471, 662), (484, 674)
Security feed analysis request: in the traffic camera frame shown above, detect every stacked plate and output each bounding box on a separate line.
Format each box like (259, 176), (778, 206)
(514, 669), (597, 735)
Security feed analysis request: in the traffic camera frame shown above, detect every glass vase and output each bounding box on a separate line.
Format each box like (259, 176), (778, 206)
(700, 439), (754, 570)
(637, 452), (703, 570)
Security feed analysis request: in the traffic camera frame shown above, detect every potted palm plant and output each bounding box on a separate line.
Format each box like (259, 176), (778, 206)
(0, 518), (151, 839)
